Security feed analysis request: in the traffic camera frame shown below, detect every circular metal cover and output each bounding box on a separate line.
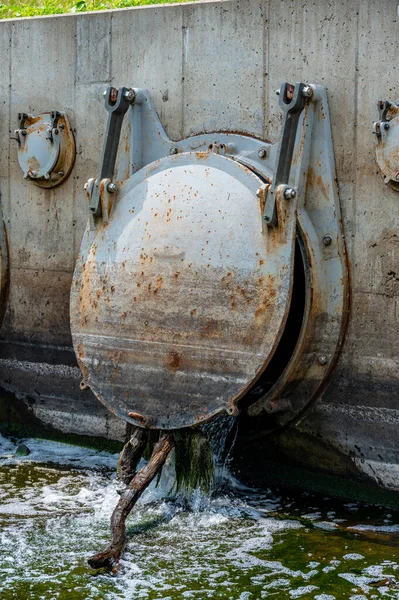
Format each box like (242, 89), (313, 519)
(71, 152), (295, 429)
(17, 113), (76, 188)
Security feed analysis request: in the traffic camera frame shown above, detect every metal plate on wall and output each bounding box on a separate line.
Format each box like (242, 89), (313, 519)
(71, 151), (297, 429)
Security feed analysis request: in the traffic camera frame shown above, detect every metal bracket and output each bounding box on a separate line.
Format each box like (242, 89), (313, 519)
(45, 110), (62, 142)
(373, 98), (399, 190)
(372, 99), (397, 137)
(10, 112), (28, 145)
(87, 87), (135, 223)
(263, 82), (312, 226)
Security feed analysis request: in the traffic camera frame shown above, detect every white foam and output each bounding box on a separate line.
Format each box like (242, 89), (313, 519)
(289, 585), (318, 597)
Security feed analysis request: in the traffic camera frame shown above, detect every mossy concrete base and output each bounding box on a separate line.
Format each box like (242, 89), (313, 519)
(0, 390), (123, 454)
(233, 423), (399, 509)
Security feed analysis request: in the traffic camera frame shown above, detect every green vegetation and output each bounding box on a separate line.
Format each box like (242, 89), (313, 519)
(0, 0), (197, 20)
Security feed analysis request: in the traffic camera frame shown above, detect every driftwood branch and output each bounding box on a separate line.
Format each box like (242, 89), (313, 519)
(116, 426), (148, 485)
(88, 433), (174, 571)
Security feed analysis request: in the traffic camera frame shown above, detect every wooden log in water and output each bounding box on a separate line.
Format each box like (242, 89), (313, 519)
(88, 432), (174, 572)
(117, 426), (148, 485)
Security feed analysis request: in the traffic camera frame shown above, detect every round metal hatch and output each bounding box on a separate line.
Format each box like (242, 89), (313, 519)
(71, 152), (296, 429)
(16, 112), (76, 188)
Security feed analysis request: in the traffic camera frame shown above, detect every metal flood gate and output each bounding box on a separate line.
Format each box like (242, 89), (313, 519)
(0, 0), (398, 493)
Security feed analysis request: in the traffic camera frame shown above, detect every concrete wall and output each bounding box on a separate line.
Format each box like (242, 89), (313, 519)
(0, 0), (398, 487)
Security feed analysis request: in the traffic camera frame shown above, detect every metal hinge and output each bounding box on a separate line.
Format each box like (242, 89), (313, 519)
(263, 82), (313, 227)
(86, 86), (136, 228)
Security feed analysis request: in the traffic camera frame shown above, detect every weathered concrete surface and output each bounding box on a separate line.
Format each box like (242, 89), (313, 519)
(0, 0), (398, 490)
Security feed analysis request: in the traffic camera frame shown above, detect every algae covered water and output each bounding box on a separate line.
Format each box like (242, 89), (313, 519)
(1, 436), (399, 599)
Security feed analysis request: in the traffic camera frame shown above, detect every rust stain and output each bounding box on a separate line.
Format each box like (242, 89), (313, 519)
(167, 351), (182, 371)
(306, 166), (331, 200)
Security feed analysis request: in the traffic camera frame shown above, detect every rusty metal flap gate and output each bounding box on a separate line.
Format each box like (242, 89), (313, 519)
(70, 83), (348, 431)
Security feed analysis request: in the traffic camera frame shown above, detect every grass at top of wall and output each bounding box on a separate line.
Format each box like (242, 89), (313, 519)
(0, 0), (199, 19)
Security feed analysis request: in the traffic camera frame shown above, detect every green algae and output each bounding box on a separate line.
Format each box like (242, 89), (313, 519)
(173, 428), (214, 495)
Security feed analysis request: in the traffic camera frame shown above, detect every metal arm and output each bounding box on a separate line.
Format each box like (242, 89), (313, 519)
(263, 82), (312, 226)
(88, 87), (135, 219)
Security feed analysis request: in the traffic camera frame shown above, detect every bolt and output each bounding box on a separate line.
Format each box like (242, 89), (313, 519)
(103, 90), (107, 97)
(109, 88), (118, 104)
(107, 182), (117, 193)
(170, 147), (179, 155)
(302, 85), (314, 98)
(45, 173), (51, 180)
(258, 148), (267, 159)
(21, 130), (26, 136)
(275, 89), (280, 95)
(284, 187), (297, 200)
(318, 355), (327, 365)
(124, 89), (136, 104)
(322, 234), (332, 246)
(384, 122), (390, 130)
(54, 129), (59, 135)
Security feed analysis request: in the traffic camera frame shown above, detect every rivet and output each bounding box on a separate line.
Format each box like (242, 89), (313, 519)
(384, 122), (390, 130)
(323, 234), (332, 246)
(170, 147), (179, 155)
(318, 355), (327, 365)
(258, 148), (267, 159)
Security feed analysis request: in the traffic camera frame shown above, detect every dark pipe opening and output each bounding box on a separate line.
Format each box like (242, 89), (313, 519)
(237, 232), (306, 411)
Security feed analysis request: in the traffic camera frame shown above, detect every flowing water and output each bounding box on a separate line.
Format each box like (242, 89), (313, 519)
(1, 434), (399, 600)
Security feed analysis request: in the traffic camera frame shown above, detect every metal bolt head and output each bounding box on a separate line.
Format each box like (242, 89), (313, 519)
(284, 187), (297, 200)
(302, 85), (314, 98)
(322, 234), (332, 246)
(124, 89), (136, 104)
(258, 148), (267, 159)
(384, 122), (390, 130)
(107, 182), (117, 193)
(318, 355), (328, 365)
(21, 129), (26, 137)
(170, 147), (179, 155)
(103, 90), (107, 97)
(275, 89), (280, 95)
